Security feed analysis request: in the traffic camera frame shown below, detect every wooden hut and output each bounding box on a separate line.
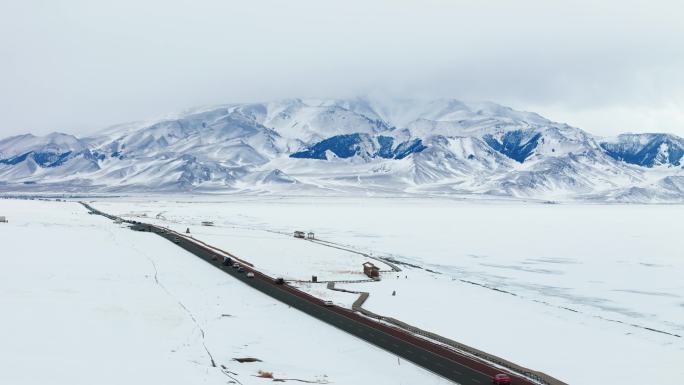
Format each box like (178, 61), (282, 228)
(362, 262), (380, 278)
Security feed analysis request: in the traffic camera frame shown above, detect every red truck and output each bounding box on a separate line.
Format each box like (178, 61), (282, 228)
(492, 373), (512, 384)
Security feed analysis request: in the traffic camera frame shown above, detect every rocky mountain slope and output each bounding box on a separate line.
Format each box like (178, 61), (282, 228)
(1, 98), (682, 202)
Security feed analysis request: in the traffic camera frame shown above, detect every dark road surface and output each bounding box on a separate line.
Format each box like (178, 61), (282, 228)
(82, 202), (540, 385)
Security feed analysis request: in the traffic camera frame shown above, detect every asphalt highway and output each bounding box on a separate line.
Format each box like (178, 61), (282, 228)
(81, 203), (538, 385)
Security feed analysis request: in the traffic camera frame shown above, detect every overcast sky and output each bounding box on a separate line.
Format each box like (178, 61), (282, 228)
(1, 0), (683, 137)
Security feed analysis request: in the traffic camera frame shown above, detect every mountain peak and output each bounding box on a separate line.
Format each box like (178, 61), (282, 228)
(1, 98), (683, 202)
(600, 133), (684, 167)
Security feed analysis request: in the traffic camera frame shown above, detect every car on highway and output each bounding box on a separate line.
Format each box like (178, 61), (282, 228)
(323, 301), (334, 307)
(173, 237), (180, 243)
(237, 267), (244, 273)
(246, 272), (255, 278)
(232, 263), (240, 269)
(492, 373), (511, 384)
(275, 277), (285, 284)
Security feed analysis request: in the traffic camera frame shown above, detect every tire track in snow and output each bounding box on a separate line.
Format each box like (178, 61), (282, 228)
(144, 255), (217, 367)
(118, 228), (218, 369)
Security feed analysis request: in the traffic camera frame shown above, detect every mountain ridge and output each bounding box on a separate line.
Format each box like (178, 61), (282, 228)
(0, 97), (682, 202)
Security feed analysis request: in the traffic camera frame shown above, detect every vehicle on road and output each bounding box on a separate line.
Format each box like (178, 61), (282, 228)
(492, 373), (511, 384)
(84, 204), (546, 385)
(173, 237), (180, 243)
(237, 267), (244, 273)
(246, 272), (255, 278)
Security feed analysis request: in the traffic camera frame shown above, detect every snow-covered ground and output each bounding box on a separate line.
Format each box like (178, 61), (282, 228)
(89, 196), (684, 385)
(0, 199), (451, 385)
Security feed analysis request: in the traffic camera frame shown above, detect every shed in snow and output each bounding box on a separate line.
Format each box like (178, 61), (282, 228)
(294, 230), (306, 239)
(307, 232), (315, 239)
(0, 216), (6, 223)
(363, 262), (380, 278)
(201, 221), (214, 226)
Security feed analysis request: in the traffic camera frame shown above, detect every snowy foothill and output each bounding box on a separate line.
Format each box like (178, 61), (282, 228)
(0, 199), (451, 385)
(90, 196), (684, 385)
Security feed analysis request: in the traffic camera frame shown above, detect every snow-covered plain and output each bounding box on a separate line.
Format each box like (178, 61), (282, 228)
(0, 199), (451, 385)
(90, 196), (684, 385)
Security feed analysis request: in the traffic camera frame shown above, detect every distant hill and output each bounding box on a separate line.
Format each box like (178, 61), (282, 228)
(1, 98), (682, 202)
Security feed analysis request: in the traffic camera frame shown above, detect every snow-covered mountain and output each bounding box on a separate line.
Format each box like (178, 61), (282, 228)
(599, 134), (684, 167)
(1, 98), (682, 202)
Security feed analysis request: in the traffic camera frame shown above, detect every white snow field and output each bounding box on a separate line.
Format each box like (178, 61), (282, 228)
(90, 196), (684, 385)
(0, 199), (451, 385)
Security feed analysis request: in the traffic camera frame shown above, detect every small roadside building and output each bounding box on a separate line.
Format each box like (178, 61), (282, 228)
(0, 216), (6, 223)
(201, 221), (214, 226)
(307, 232), (315, 240)
(362, 262), (380, 278)
(294, 230), (306, 239)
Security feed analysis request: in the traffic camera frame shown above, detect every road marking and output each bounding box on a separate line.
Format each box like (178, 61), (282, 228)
(86, 206), (522, 385)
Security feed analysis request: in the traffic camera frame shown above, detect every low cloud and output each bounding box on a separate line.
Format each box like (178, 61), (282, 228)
(1, 0), (683, 136)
